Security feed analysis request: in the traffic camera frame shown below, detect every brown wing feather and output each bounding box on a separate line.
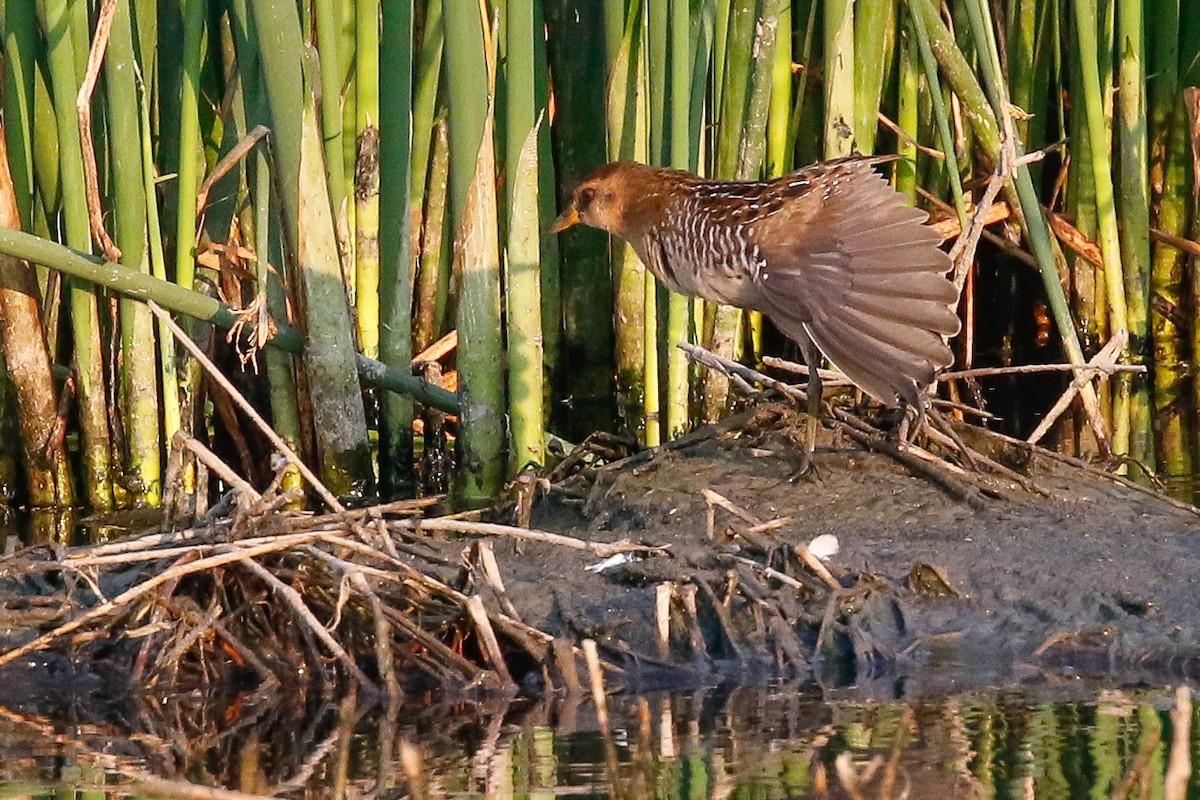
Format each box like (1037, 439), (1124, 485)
(750, 158), (960, 407)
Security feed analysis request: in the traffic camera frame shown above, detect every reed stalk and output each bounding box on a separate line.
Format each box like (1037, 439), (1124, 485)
(173, 0), (205, 294)
(42, 0), (113, 510)
(137, 70), (181, 449)
(664, 0), (693, 438)
(702, 0), (757, 422)
(230, 0), (303, 498)
(0, 124), (72, 508)
(504, 0), (546, 469)
(907, 0), (1108, 452)
(313, 0), (348, 234)
(645, 0), (667, 447)
(1147, 0), (1190, 482)
(1073, 0), (1129, 455)
(1064, 2), (1106, 450)
(823, 0), (855, 156)
(3, 0), (38, 229)
(647, 0), (669, 166)
(107, 0), (161, 505)
(737, 0), (785, 179)
(1006, 0), (1046, 152)
(853, 0), (894, 155)
(606, 0), (648, 439)
(339, 2), (360, 236)
(444, 0), (505, 503)
(251, 0), (373, 493)
(907, 8), (966, 224)
(413, 122), (450, 353)
(531, 0), (561, 410)
(1115, 0), (1153, 469)
(408, 0), (444, 265)
(354, 0), (381, 360)
(0, 225), (459, 416)
(256, 150), (304, 500)
(503, 122), (546, 469)
(894, 27), (918, 202)
(766, 0), (791, 177)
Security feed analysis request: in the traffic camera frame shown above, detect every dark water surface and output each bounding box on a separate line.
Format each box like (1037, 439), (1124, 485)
(0, 681), (1194, 799)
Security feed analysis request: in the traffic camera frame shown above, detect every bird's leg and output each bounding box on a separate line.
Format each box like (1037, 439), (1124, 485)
(901, 398), (927, 447)
(794, 332), (825, 474)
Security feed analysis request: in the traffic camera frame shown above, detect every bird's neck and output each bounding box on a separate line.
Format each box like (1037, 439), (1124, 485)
(610, 167), (694, 241)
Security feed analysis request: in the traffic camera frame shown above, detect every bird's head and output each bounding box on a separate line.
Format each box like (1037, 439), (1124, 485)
(554, 162), (669, 238)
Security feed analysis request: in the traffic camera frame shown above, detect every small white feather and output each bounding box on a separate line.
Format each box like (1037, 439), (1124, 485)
(808, 534), (840, 561)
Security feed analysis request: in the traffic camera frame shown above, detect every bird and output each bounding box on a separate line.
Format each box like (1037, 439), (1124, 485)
(553, 156), (961, 461)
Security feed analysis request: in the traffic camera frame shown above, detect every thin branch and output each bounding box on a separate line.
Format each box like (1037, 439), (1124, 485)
(76, 0), (122, 260)
(940, 361), (1145, 380)
(148, 300), (345, 512)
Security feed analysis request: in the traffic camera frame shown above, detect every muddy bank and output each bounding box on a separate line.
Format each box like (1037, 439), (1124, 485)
(501, 404), (1200, 693)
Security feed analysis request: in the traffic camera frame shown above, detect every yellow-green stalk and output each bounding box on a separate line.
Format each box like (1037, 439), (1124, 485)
(108, 0), (161, 505)
(41, 0), (113, 510)
(505, 0), (547, 469)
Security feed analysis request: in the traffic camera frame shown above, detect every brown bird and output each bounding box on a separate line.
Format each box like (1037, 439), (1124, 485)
(554, 156), (961, 458)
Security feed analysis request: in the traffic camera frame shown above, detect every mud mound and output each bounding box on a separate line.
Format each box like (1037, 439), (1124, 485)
(521, 404), (1200, 693)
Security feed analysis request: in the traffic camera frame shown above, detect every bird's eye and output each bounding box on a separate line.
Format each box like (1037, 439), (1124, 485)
(577, 187), (596, 210)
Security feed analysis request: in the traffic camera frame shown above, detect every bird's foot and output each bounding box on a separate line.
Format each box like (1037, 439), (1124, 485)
(786, 453), (824, 483)
(785, 422), (825, 482)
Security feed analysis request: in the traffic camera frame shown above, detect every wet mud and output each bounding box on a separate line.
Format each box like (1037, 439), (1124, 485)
(501, 406), (1200, 694)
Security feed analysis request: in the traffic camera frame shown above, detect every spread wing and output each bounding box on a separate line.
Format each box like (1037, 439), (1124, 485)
(750, 159), (960, 408)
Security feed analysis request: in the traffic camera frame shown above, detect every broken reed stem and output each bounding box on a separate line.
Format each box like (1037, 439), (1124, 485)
(1026, 329), (1127, 446)
(941, 362), (1144, 380)
(1165, 686), (1192, 800)
(655, 582), (671, 658)
(353, 573), (402, 703)
(681, 341), (989, 507)
(792, 545), (841, 590)
(677, 583), (708, 658)
(949, 169), (1004, 291)
(582, 639), (609, 734)
(148, 301), (345, 512)
(475, 541), (522, 621)
(552, 639), (582, 691)
(195, 125), (271, 213)
(395, 517), (667, 557)
(465, 595), (516, 689)
(175, 431), (261, 502)
(730, 554), (806, 591)
(76, 0), (122, 261)
(760, 356), (853, 384)
(398, 741), (429, 800)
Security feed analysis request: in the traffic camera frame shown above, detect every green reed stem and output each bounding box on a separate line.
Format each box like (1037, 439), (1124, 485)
(42, 0), (113, 510)
(823, 0), (855, 156)
(1115, 0), (1152, 468)
(853, 0), (894, 154)
(378, 0), (417, 491)
(664, 0), (692, 438)
(314, 0), (348, 224)
(108, 0), (160, 506)
(505, 0), (547, 469)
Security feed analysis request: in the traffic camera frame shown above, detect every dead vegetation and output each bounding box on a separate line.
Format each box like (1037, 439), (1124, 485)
(0, 339), (1194, 710)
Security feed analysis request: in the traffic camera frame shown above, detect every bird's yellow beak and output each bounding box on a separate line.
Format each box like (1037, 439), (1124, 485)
(552, 207), (580, 233)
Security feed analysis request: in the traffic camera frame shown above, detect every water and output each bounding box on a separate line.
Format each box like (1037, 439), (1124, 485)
(0, 683), (1193, 799)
